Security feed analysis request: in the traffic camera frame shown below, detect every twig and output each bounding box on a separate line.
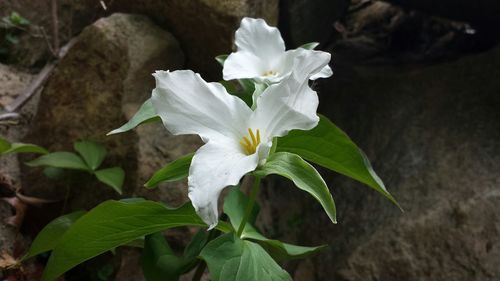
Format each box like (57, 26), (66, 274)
(4, 38), (77, 113)
(40, 27), (58, 57)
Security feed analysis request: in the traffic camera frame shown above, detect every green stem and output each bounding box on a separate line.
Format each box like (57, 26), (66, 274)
(270, 137), (278, 154)
(236, 176), (261, 237)
(190, 228), (221, 281)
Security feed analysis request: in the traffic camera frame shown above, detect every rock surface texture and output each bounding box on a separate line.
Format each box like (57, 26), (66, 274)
(261, 38), (500, 281)
(21, 13), (186, 210)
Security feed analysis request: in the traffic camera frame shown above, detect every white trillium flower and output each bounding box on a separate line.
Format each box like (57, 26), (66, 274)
(152, 51), (330, 229)
(223, 17), (333, 84)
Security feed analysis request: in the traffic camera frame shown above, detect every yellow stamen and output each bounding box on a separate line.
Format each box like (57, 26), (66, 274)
(262, 70), (277, 77)
(239, 128), (261, 155)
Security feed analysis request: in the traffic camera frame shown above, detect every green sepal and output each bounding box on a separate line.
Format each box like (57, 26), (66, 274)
(299, 42), (319, 50)
(145, 153), (194, 189)
(215, 54), (228, 66)
(107, 98), (160, 135)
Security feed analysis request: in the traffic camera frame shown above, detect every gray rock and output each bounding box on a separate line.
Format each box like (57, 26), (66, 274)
(21, 13), (186, 210)
(266, 43), (500, 280)
(104, 0), (279, 79)
(0, 64), (34, 109)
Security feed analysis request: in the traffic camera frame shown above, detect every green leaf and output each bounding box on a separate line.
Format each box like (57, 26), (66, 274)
(255, 152), (337, 224)
(277, 115), (399, 208)
(74, 141), (107, 170)
(95, 167), (125, 194)
(4, 143), (49, 154)
(144, 153), (193, 188)
(26, 152), (90, 171)
(0, 137), (48, 155)
(24, 211), (86, 259)
(142, 230), (207, 281)
(0, 137), (10, 153)
(224, 187), (326, 262)
(107, 99), (160, 135)
(200, 233), (292, 281)
(215, 54), (228, 66)
(183, 229), (209, 259)
(41, 200), (229, 281)
(9, 12), (30, 25)
(141, 233), (183, 281)
(299, 42), (319, 50)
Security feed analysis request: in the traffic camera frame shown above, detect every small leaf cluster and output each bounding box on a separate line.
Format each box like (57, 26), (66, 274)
(1, 137), (124, 194)
(0, 11), (30, 57)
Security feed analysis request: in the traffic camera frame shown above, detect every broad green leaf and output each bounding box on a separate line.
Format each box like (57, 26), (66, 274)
(24, 211), (86, 259)
(224, 187), (326, 261)
(107, 99), (160, 135)
(200, 233), (292, 281)
(0, 137), (48, 155)
(277, 115), (399, 207)
(74, 141), (107, 170)
(215, 54), (228, 66)
(299, 42), (319, 50)
(41, 200), (229, 281)
(95, 167), (125, 194)
(26, 152), (90, 171)
(145, 153), (193, 189)
(255, 152), (336, 224)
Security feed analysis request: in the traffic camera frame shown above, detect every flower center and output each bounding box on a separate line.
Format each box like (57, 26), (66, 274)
(262, 70), (277, 77)
(239, 128), (261, 155)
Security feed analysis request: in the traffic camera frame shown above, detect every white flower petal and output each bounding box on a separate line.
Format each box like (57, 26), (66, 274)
(223, 51), (266, 81)
(188, 140), (259, 229)
(250, 81), (319, 140)
(235, 17), (285, 62)
(152, 70), (252, 142)
(310, 64), (333, 80)
(288, 50), (331, 83)
(250, 51), (331, 139)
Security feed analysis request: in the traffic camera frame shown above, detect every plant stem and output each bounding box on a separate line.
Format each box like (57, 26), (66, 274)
(190, 225), (222, 281)
(236, 176), (261, 237)
(191, 260), (207, 281)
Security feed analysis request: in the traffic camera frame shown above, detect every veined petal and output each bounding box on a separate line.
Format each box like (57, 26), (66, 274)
(310, 65), (333, 80)
(288, 50), (331, 84)
(188, 141), (259, 228)
(250, 81), (319, 141)
(250, 51), (330, 139)
(152, 70), (252, 142)
(223, 51), (266, 81)
(234, 17), (285, 62)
